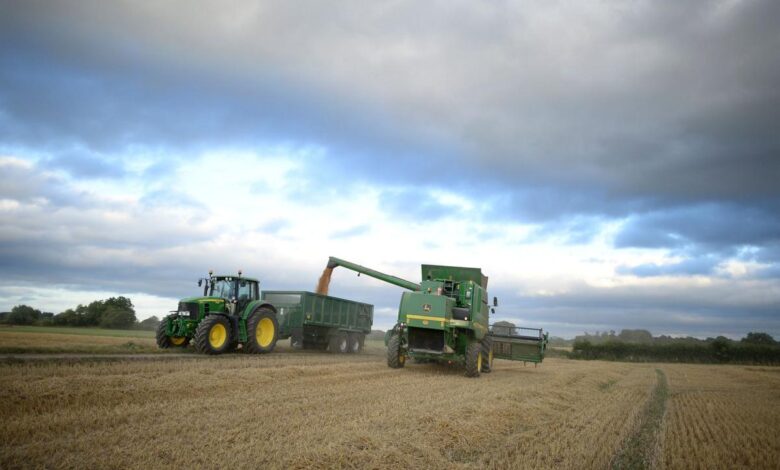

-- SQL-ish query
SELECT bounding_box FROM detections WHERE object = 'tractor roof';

[213,274,259,282]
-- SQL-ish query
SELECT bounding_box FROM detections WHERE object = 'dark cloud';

[614,203,780,257]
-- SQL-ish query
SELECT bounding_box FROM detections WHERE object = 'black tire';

[464,340,482,377]
[347,333,362,353]
[244,308,279,354]
[387,334,405,368]
[156,315,189,349]
[194,315,232,355]
[481,336,493,373]
[329,331,348,354]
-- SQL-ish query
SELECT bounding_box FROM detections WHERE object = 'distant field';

[0,325,154,338]
[0,325,158,354]
[0,329,777,469]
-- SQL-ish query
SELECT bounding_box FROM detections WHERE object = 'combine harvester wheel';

[464,341,482,377]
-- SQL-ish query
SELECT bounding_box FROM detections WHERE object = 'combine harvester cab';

[325,257,548,377]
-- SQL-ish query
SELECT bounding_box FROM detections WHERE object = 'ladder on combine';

[489,326,548,364]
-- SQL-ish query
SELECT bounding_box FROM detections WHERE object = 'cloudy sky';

[1,0,778,338]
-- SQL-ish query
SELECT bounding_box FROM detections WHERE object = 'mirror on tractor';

[198,279,202,287]
[491,308,495,314]
[493,296,498,307]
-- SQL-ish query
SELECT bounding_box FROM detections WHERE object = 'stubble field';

[0,329,778,469]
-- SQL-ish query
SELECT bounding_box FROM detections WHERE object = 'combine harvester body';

[326,257,548,377]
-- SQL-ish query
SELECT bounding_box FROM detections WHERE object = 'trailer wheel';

[387,334,405,368]
[329,331,348,353]
[347,333,362,353]
[481,336,493,373]
[464,340,482,377]
[244,308,279,354]
[194,315,231,355]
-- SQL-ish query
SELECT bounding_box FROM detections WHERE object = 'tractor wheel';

[329,331,348,354]
[464,340,482,377]
[244,308,279,354]
[481,336,494,373]
[194,315,232,355]
[347,333,363,353]
[387,334,405,369]
[156,315,189,349]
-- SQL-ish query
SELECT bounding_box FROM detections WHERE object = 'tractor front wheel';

[387,334,405,368]
[465,340,482,377]
[244,308,279,354]
[156,315,189,349]
[194,315,231,355]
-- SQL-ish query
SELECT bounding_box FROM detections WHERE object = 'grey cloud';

[3,0,778,213]
[616,257,723,278]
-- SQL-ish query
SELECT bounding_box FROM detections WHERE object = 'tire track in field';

[611,368,669,469]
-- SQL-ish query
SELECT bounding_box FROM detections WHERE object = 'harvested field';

[660,364,780,469]
[0,331,778,469]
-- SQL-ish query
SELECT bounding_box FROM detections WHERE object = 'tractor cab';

[204,273,260,314]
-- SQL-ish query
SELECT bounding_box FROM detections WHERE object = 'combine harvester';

[320,257,548,377]
[156,271,373,355]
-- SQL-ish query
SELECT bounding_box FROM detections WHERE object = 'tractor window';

[238,281,252,302]
[211,279,235,299]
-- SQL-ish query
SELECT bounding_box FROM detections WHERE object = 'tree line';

[0,298,161,330]
[569,329,779,364]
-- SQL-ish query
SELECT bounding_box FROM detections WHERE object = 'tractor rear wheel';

[329,331,348,354]
[481,336,494,373]
[387,334,405,368]
[464,340,482,377]
[244,308,279,354]
[156,315,189,349]
[194,315,231,355]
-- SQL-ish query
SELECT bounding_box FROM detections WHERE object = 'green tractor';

[326,257,548,377]
[156,270,279,355]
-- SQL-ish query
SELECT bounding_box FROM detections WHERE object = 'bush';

[570,338,780,364]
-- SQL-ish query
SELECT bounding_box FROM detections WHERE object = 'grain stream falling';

[315,266,334,295]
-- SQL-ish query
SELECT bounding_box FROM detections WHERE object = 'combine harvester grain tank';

[321,257,548,377]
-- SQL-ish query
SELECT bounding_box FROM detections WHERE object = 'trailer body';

[262,290,373,352]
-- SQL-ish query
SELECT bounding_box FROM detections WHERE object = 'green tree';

[741,332,776,345]
[138,315,160,331]
[99,306,137,329]
[7,305,41,325]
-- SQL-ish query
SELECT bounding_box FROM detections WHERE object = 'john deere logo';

[423,304,431,312]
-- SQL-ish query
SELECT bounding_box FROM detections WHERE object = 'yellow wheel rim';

[489,349,493,366]
[399,354,405,365]
[170,336,186,346]
[477,351,482,372]
[256,317,275,347]
[209,323,227,348]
